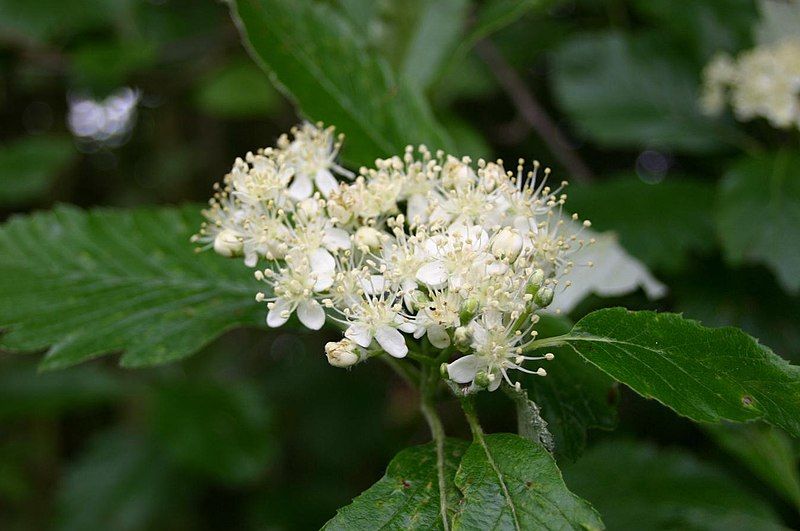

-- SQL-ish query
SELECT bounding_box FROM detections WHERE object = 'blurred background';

[1,0,798,529]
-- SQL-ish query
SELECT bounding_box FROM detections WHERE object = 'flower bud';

[354,226,382,249]
[474,371,493,388]
[453,326,471,349]
[326,197,353,225]
[491,227,523,261]
[213,229,243,257]
[406,289,430,312]
[534,286,554,308]
[459,297,479,324]
[296,197,321,221]
[525,269,545,296]
[442,157,476,189]
[480,162,504,191]
[324,338,360,368]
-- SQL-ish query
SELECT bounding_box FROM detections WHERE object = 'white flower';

[415,224,494,290]
[263,251,332,329]
[278,123,351,199]
[196,121,627,390]
[700,38,800,130]
[445,316,554,391]
[343,295,413,358]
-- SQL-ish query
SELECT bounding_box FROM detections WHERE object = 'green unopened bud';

[440,362,449,378]
[459,297,479,323]
[453,326,471,349]
[407,290,430,312]
[534,286,554,308]
[525,269,545,295]
[474,371,493,388]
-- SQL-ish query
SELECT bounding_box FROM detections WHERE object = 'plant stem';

[381,355,420,389]
[420,365,450,531]
[525,334,570,351]
[460,396,522,530]
[460,395,483,439]
[475,39,594,184]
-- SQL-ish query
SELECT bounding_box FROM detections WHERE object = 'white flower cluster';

[195,123,594,392]
[701,38,800,130]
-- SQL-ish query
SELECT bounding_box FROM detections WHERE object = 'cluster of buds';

[701,38,800,130]
[195,123,594,392]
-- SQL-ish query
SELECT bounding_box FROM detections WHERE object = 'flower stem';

[420,365,450,531]
[459,395,483,439]
[381,355,419,389]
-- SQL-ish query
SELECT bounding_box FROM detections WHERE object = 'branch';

[475,39,594,183]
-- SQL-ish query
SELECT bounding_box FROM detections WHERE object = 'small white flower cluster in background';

[194,123,594,392]
[701,38,800,130]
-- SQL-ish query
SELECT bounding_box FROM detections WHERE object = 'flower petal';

[345,323,372,348]
[310,248,336,274]
[313,271,334,292]
[447,355,479,383]
[266,298,293,328]
[427,325,451,349]
[375,325,408,358]
[322,227,351,251]
[314,168,339,197]
[416,261,448,287]
[297,299,325,330]
[407,194,429,225]
[360,274,386,295]
[287,174,313,200]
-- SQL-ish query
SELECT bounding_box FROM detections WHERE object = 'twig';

[475,39,594,183]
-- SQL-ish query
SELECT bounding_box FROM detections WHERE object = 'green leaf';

[0,135,77,206]
[453,433,604,530]
[563,439,784,530]
[631,0,756,62]
[717,151,800,294]
[0,205,263,370]
[152,379,275,484]
[466,0,544,45]
[70,40,156,94]
[194,60,282,119]
[551,31,737,153]
[522,345,618,460]
[375,0,468,90]
[704,422,800,510]
[324,439,468,530]
[547,308,800,437]
[230,0,453,166]
[0,0,114,45]
[516,315,618,460]
[567,176,716,272]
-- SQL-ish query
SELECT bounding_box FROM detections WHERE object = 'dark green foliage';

[0,205,263,369]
